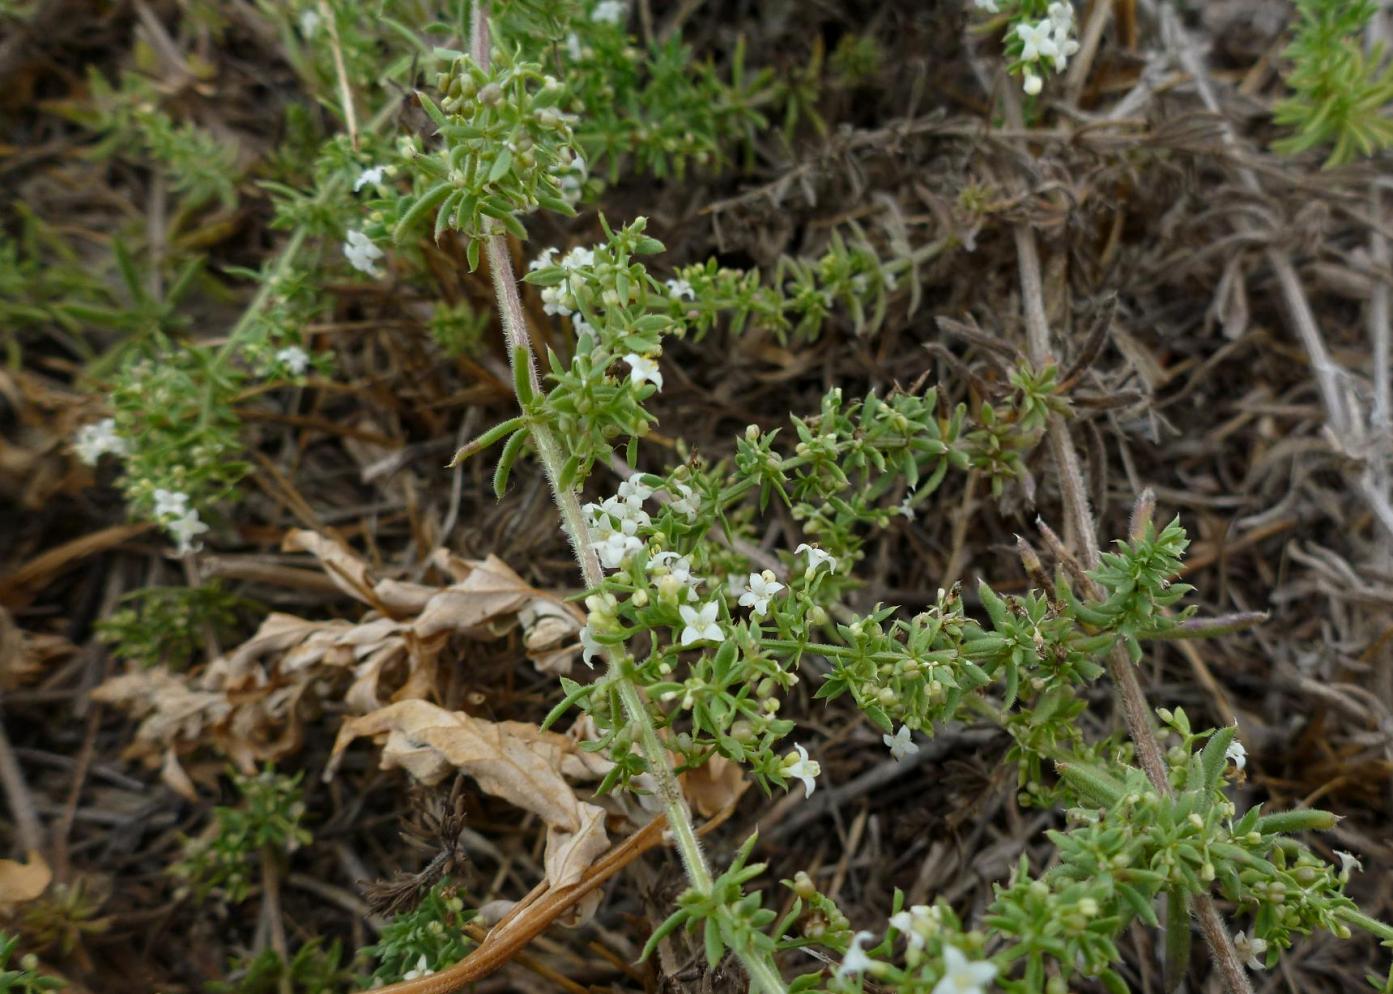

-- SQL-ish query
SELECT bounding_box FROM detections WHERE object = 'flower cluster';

[73,417,128,465]
[1013,2,1079,94]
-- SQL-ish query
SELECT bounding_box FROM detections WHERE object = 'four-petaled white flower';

[560,246,594,270]
[783,743,821,798]
[932,945,998,994]
[1048,1,1074,30]
[353,165,386,192]
[591,0,626,25]
[618,476,654,505]
[795,543,837,578]
[650,551,696,586]
[167,508,209,555]
[276,345,310,376]
[1051,32,1080,72]
[889,905,937,952]
[1335,850,1363,877]
[578,624,603,669]
[1225,737,1247,772]
[897,495,916,519]
[665,277,695,300]
[73,418,128,465]
[623,353,663,391]
[679,601,722,645]
[401,954,434,981]
[883,725,919,762]
[529,247,558,272]
[1016,19,1058,62]
[1233,930,1267,971]
[668,482,699,520]
[592,529,642,569]
[835,931,877,980]
[739,570,784,618]
[153,488,190,519]
[343,230,384,276]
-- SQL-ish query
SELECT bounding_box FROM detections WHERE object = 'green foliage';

[172,769,312,904]
[207,940,351,994]
[97,582,257,670]
[75,68,242,211]
[0,934,62,994]
[1274,0,1393,167]
[364,882,475,986]
[393,49,580,255]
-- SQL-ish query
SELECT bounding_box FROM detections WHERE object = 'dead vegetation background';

[2,0,1393,991]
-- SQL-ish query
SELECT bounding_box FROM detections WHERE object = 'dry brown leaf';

[682,754,751,818]
[327,700,610,891]
[281,530,378,606]
[0,850,50,913]
[94,534,586,771]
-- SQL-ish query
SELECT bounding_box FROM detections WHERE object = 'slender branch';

[319,0,360,146]
[468,6,780,990]
[1000,73,1255,994]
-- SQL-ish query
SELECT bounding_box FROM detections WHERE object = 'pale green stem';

[471,8,782,991]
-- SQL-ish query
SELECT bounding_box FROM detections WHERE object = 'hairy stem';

[1001,76,1255,994]
[470,6,781,990]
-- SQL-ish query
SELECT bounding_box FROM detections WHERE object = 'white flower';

[1051,33,1079,72]
[73,418,127,465]
[665,277,695,300]
[835,931,877,980]
[889,905,937,952]
[650,551,695,586]
[883,725,919,762]
[1016,19,1058,62]
[897,495,916,519]
[973,0,999,10]
[668,482,699,520]
[932,945,998,994]
[353,165,386,192]
[276,345,310,375]
[1047,1,1074,31]
[592,530,642,569]
[540,284,575,317]
[679,601,722,645]
[1225,736,1247,771]
[783,743,821,798]
[401,954,434,981]
[795,543,837,578]
[153,488,190,519]
[1335,850,1363,877]
[343,230,384,276]
[167,508,209,555]
[560,246,594,270]
[738,571,784,618]
[618,477,654,505]
[298,9,321,36]
[623,353,663,391]
[1232,930,1267,971]
[591,0,626,25]
[565,32,583,60]
[529,247,558,272]
[1023,72,1043,95]
[579,624,602,668]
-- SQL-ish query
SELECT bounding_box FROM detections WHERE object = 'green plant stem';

[471,6,783,991]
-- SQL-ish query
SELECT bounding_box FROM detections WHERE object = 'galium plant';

[172,769,311,904]
[350,4,1393,993]
[971,0,1081,96]
[0,934,61,994]
[1273,0,1393,167]
[53,0,1393,991]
